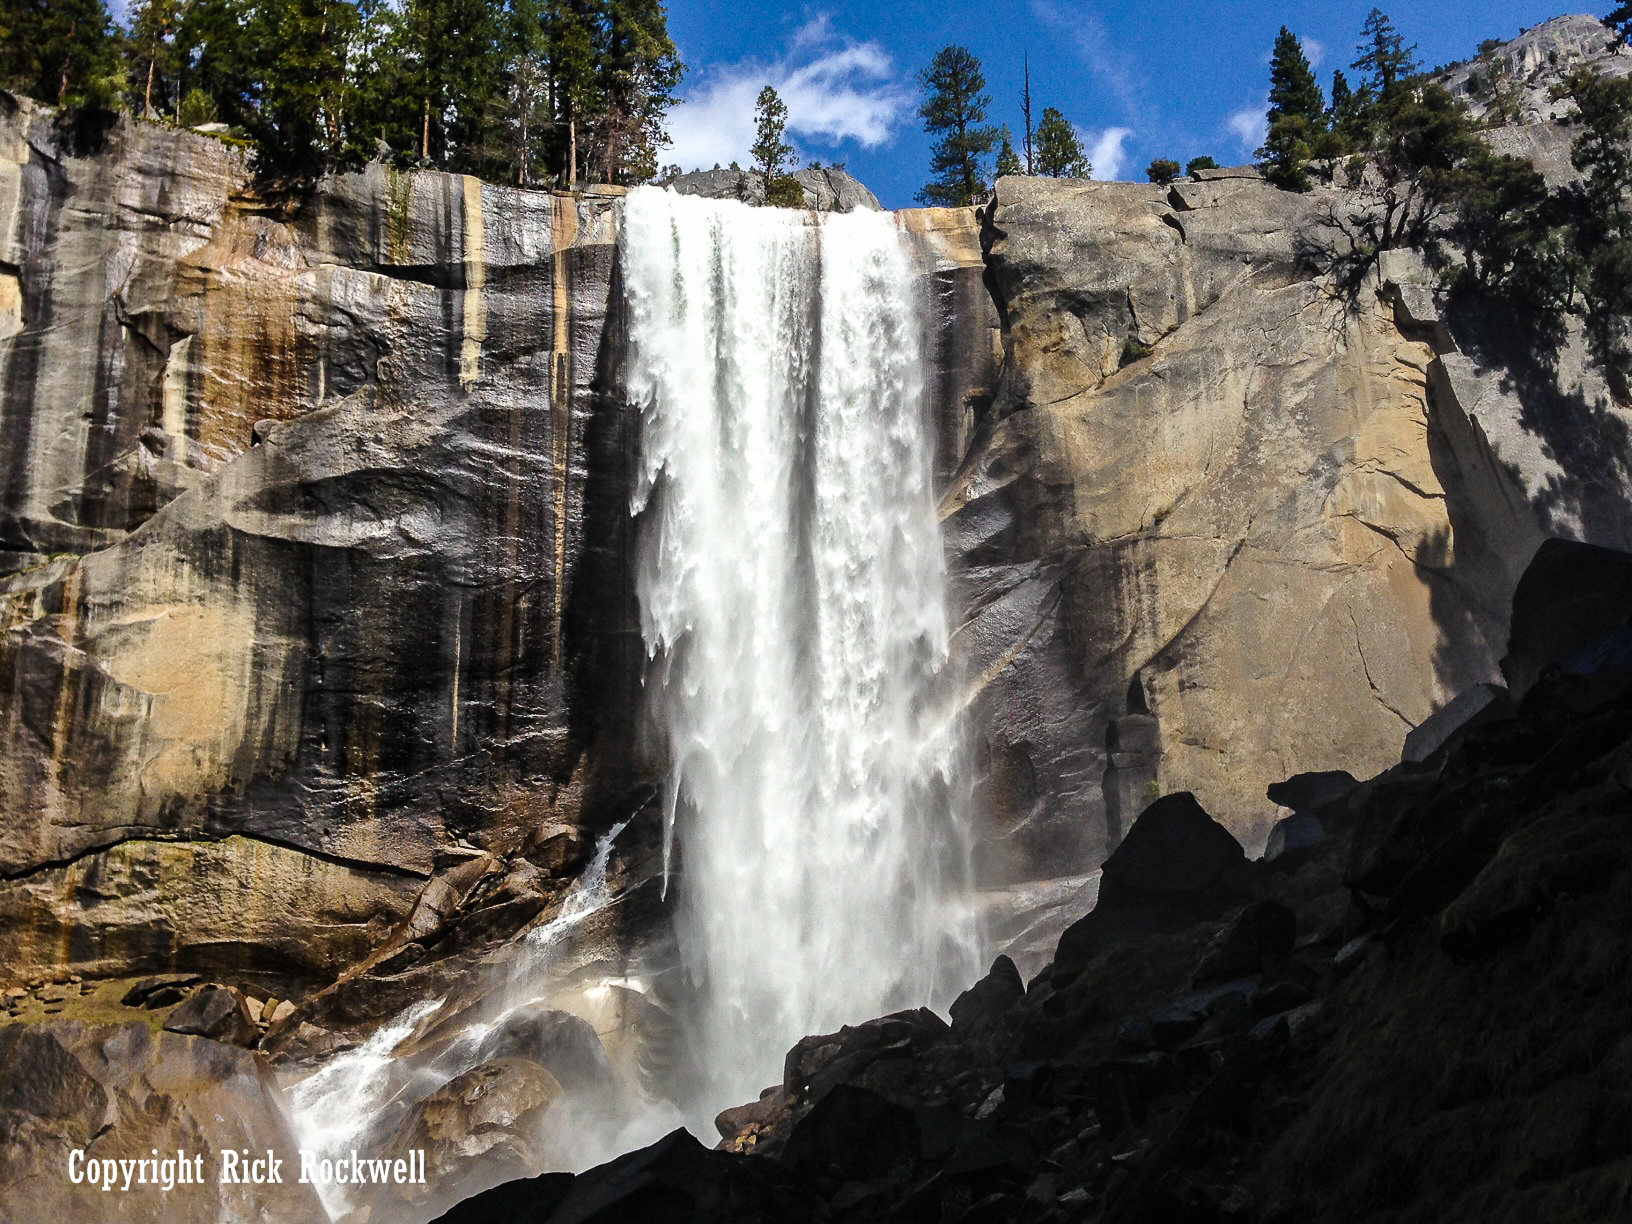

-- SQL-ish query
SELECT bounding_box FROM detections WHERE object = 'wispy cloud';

[1030,0,1146,119]
[664,18,910,173]
[1226,104,1267,156]
[1303,37,1326,69]
[1086,127,1134,181]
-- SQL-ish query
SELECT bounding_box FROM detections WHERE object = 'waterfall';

[621,187,980,1111]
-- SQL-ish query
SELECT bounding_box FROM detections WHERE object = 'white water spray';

[621,187,980,1110]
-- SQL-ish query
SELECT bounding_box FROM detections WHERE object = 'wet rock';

[472,1009,618,1097]
[0,1020,326,1221]
[162,984,258,1047]
[949,955,1025,1030]
[385,1058,563,1210]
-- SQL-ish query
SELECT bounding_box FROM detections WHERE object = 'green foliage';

[916,44,999,206]
[2,0,684,186]
[1268,26,1325,128]
[751,84,792,192]
[1185,155,1218,177]
[126,0,182,117]
[1607,5,1632,46]
[764,174,804,208]
[1120,336,1153,366]
[177,86,217,127]
[1035,107,1089,178]
[996,128,1023,178]
[1465,42,1525,127]
[1555,68,1632,316]
[0,0,123,113]
[1329,69,1374,148]
[1352,8,1419,101]
[1145,158,1180,185]
[1259,27,1328,192]
[1260,113,1314,191]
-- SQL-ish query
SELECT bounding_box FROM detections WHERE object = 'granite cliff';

[2,15,1631,1219]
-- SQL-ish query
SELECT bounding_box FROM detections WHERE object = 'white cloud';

[1086,127,1133,181]
[1227,106,1268,156]
[1303,37,1326,69]
[664,19,910,174]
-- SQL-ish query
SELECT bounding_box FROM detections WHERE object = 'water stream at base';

[622,186,981,1114]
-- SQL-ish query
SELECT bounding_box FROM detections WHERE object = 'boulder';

[517,1126,821,1224]
[779,1083,920,1185]
[430,1170,575,1224]
[0,1020,326,1221]
[120,974,203,1008]
[162,984,258,1046]
[1101,793,1247,896]
[1502,539,1632,700]
[1263,813,1326,863]
[949,955,1026,1030]
[1051,794,1249,980]
[1265,771,1359,814]
[1401,683,1513,763]
[384,1058,564,1211]
[1192,901,1297,985]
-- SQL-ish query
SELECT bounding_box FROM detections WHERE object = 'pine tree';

[126,0,183,117]
[752,84,801,206]
[593,0,682,185]
[1267,27,1324,128]
[1035,107,1089,177]
[1328,69,1373,147]
[916,45,999,206]
[996,128,1023,178]
[1353,8,1419,101]
[394,0,503,170]
[1185,155,1218,177]
[1146,158,1180,184]
[1606,5,1632,46]
[1259,28,1326,192]
[253,0,362,175]
[545,0,602,186]
[0,0,122,111]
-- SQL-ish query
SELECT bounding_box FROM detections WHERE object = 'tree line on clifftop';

[0,0,681,186]
[1254,6,1632,396]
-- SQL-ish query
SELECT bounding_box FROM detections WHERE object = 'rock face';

[0,1019,327,1221]
[665,164,882,211]
[951,157,1632,873]
[0,95,642,988]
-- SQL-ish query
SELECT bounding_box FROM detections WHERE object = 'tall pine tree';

[1035,107,1089,177]
[592,0,682,185]
[1353,8,1419,102]
[1258,27,1325,191]
[916,45,998,206]
[0,0,122,111]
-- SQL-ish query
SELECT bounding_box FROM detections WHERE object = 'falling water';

[621,186,980,1111]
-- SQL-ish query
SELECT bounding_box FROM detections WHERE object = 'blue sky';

[662,1,1593,207]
